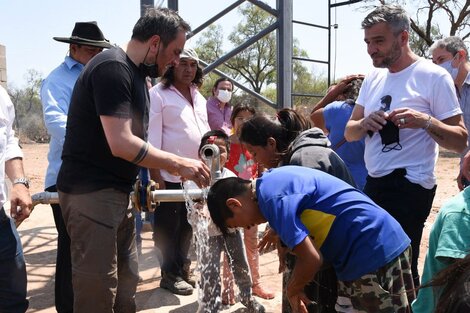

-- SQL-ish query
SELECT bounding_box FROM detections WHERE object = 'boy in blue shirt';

[208,165,415,313]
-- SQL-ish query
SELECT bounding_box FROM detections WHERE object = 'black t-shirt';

[57,47,149,194]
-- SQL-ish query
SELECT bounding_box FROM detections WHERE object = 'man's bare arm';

[100,115,210,187]
[5,157,32,222]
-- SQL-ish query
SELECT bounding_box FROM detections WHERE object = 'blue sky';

[0,0,375,88]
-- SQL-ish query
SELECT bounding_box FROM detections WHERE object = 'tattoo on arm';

[131,142,149,164]
[429,128,444,141]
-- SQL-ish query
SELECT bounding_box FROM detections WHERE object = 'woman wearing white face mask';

[430,36,470,191]
[206,78,234,135]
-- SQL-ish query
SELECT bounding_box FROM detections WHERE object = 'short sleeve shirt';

[256,166,410,281]
[57,47,149,193]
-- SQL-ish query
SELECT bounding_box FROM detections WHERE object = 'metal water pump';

[24,141,223,223]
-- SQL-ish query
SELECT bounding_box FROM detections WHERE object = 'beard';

[372,39,402,68]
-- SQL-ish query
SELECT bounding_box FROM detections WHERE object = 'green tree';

[195,3,325,112]
[225,4,277,94]
[409,25,442,57]
[8,69,49,142]
[361,0,470,54]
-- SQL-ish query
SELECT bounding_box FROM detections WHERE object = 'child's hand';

[258,227,278,253]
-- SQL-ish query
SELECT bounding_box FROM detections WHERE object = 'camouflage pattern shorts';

[337,246,416,313]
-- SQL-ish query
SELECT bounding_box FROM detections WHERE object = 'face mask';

[139,63,159,78]
[439,57,459,80]
[379,120,402,152]
[216,89,232,103]
[139,43,160,78]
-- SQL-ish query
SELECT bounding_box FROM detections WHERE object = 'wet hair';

[207,176,251,235]
[420,253,470,313]
[160,63,204,88]
[198,129,230,156]
[212,78,234,95]
[230,102,257,125]
[132,7,191,45]
[361,4,410,35]
[429,36,470,61]
[239,108,310,155]
[342,77,364,101]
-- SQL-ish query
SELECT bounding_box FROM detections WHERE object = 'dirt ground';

[15,143,461,313]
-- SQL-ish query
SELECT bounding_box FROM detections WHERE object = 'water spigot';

[199,143,222,183]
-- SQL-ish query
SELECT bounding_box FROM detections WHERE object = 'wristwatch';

[13,177,30,189]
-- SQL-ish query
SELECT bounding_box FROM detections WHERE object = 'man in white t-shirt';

[345,4,467,288]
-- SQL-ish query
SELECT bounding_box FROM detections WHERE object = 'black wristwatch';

[13,177,30,189]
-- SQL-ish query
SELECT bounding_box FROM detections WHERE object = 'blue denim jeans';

[0,207,28,313]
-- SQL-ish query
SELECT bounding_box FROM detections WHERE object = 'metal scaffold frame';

[140,0,362,109]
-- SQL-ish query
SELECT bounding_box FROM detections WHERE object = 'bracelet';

[423,114,432,130]
[13,177,30,189]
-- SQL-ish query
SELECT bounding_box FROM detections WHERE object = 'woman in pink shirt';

[206,78,233,135]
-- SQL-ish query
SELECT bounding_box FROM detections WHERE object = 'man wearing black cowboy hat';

[40,21,111,313]
[56,8,210,313]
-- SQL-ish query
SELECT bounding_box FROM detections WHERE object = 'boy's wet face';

[226,188,265,229]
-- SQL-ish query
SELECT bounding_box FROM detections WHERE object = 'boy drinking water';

[207,165,415,313]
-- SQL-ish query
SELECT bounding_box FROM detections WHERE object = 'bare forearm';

[5,157,26,181]
[287,237,322,298]
[425,117,467,153]
[288,254,320,296]
[6,157,32,221]
[101,115,210,187]
[311,96,333,113]
[109,135,182,175]
[345,119,367,142]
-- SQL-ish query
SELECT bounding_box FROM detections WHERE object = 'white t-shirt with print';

[357,58,462,189]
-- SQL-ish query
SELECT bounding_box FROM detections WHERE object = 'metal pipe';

[200,144,222,182]
[31,191,59,206]
[15,191,59,228]
[150,188,206,203]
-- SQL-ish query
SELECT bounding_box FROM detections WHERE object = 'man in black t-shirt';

[56,8,210,313]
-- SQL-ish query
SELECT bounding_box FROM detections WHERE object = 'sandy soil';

[16,143,461,313]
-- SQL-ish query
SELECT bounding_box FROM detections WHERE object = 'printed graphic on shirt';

[234,153,256,180]
[376,95,402,152]
[300,209,336,248]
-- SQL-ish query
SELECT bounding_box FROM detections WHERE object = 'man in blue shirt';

[40,21,111,313]
[208,166,415,313]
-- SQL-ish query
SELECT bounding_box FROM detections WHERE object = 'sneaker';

[160,272,193,295]
[241,296,266,313]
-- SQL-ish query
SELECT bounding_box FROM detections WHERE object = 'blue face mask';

[439,57,459,80]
